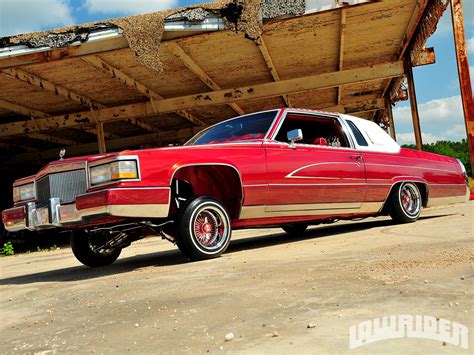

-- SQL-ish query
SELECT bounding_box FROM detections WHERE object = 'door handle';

[349,155,363,161]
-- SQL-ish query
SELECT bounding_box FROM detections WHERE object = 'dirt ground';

[1,202,473,354]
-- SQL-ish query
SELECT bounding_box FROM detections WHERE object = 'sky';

[0,0,473,145]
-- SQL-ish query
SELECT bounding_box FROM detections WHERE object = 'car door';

[264,112,367,214]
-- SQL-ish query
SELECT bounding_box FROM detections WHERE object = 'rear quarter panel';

[363,148,466,203]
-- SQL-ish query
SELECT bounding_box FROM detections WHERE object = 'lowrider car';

[2,109,469,267]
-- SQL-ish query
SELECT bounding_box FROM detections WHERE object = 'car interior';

[275,114,350,148]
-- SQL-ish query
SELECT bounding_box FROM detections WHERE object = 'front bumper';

[2,188,170,232]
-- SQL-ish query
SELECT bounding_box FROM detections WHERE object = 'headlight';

[90,160,139,186]
[13,183,35,202]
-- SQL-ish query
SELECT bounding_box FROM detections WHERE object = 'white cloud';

[84,0,179,15]
[437,1,474,35]
[0,0,75,36]
[393,96,466,144]
[445,123,467,138]
[467,37,474,54]
[393,96,463,125]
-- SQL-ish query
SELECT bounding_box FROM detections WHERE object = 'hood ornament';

[59,149,66,160]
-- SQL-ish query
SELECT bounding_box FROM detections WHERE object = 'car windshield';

[186,111,278,145]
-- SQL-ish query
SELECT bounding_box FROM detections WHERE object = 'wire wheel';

[388,182,422,224]
[400,183,421,217]
[191,205,229,252]
[70,230,122,267]
[176,196,232,260]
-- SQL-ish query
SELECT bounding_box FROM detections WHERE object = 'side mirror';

[287,129,303,148]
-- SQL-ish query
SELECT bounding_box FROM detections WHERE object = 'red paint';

[3,109,469,231]
[76,188,169,210]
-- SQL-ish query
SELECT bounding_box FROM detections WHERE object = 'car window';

[274,113,350,148]
[346,120,369,146]
[186,111,278,145]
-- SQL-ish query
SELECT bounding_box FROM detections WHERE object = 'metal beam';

[0,97,118,140]
[385,98,396,141]
[0,99,82,145]
[405,60,422,150]
[81,55,206,127]
[0,98,49,119]
[0,32,128,70]
[323,98,385,114]
[380,0,450,97]
[165,42,245,116]
[2,99,386,165]
[5,127,203,166]
[83,127,120,139]
[27,133,80,146]
[1,68,128,146]
[0,61,405,137]
[451,0,474,173]
[410,47,436,67]
[2,68,104,110]
[256,36,291,107]
[3,61,160,134]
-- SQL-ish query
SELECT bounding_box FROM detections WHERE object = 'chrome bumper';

[3,198,169,232]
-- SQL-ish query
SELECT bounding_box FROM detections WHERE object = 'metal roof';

[0,0,444,167]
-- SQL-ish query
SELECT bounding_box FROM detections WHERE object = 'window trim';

[184,109,282,146]
[269,110,355,150]
[346,120,369,147]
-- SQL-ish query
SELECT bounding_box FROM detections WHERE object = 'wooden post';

[90,107,106,154]
[96,122,106,154]
[405,60,423,150]
[385,98,396,141]
[451,0,474,174]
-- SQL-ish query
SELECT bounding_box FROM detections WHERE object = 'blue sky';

[0,0,472,145]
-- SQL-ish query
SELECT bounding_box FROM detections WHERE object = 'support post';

[385,98,396,141]
[90,107,106,153]
[451,0,474,174]
[405,60,423,150]
[96,122,106,154]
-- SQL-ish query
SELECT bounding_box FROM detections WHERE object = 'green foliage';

[1,242,14,256]
[402,139,472,177]
[35,244,59,253]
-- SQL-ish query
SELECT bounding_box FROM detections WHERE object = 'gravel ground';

[1,202,473,354]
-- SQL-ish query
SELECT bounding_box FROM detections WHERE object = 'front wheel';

[388,182,422,223]
[70,230,122,267]
[176,196,232,261]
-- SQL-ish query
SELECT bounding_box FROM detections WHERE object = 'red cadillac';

[2,109,469,267]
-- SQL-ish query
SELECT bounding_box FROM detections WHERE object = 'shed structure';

[0,0,471,182]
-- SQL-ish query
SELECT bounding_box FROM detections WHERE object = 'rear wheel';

[70,230,122,267]
[176,196,232,261]
[388,182,422,223]
[282,223,308,236]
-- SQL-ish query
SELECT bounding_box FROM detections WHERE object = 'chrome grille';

[36,169,87,207]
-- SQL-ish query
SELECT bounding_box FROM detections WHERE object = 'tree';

[402,139,471,176]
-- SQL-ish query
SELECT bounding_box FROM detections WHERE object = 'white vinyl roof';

[342,114,401,154]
